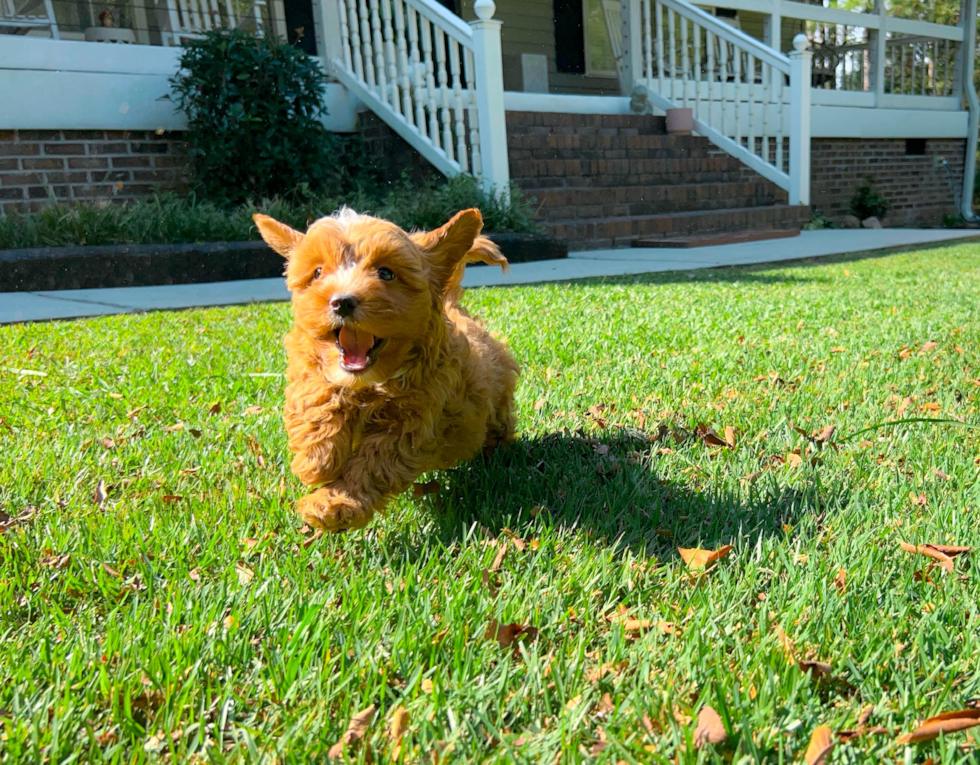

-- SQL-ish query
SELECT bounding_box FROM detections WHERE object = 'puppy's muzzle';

[330,294,359,318]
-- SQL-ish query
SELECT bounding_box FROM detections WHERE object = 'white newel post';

[319,0,345,65]
[788,33,812,207]
[470,0,510,198]
[620,0,643,96]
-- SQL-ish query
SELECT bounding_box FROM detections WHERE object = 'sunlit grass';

[1,244,979,763]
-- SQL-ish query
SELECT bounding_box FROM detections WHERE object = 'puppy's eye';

[377,267,395,282]
[313,267,322,280]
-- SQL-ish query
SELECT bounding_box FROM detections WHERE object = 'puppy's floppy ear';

[412,208,484,293]
[253,214,304,258]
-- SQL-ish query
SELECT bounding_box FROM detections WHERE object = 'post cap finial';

[473,0,496,20]
[792,33,809,51]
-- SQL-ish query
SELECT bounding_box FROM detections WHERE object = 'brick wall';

[0,130,186,216]
[357,112,439,186]
[811,138,966,226]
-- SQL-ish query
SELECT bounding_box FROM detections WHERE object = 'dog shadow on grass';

[407,428,844,560]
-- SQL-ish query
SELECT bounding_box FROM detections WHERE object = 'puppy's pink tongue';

[338,326,375,370]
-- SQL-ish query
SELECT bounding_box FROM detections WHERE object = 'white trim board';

[811,106,968,139]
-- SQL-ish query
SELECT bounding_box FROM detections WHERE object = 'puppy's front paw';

[297,487,374,533]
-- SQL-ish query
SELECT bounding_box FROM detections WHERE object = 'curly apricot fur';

[254,208,519,532]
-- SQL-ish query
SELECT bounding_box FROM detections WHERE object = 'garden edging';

[0,233,567,292]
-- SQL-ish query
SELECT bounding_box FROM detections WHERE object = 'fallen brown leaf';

[695,424,730,448]
[724,426,736,448]
[485,619,538,649]
[920,341,938,353]
[235,562,254,585]
[328,704,377,759]
[95,479,107,509]
[895,709,980,744]
[208,402,222,415]
[490,541,509,572]
[833,568,847,595]
[804,725,835,765]
[243,406,264,415]
[899,542,957,573]
[678,544,733,569]
[693,705,727,748]
[909,492,929,508]
[388,705,409,759]
[40,554,71,569]
[786,452,804,469]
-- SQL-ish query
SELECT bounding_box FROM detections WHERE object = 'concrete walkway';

[2,228,978,325]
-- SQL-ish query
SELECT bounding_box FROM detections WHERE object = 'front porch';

[1,0,977,231]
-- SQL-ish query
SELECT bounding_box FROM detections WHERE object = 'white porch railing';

[625,0,812,205]
[320,0,509,193]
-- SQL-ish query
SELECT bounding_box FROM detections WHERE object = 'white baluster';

[348,0,365,81]
[719,40,728,137]
[733,41,742,146]
[680,15,689,108]
[407,7,427,138]
[338,0,353,71]
[369,0,387,101]
[706,30,715,127]
[380,0,400,114]
[775,66,784,174]
[692,22,701,121]
[667,8,675,101]
[392,0,413,121]
[655,1,664,95]
[436,28,454,161]
[464,47,482,178]
[761,61,770,169]
[420,17,441,149]
[643,0,653,82]
[358,0,376,88]
[450,40,468,172]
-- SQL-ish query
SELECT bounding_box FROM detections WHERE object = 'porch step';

[632,228,801,248]
[545,205,811,251]
[532,181,780,220]
[506,111,805,250]
[506,112,667,135]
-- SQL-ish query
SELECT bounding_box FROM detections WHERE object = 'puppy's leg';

[285,391,353,487]
[297,433,425,532]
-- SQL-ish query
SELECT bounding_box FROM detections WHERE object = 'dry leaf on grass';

[485,619,539,649]
[243,406,264,415]
[833,568,847,595]
[490,541,509,572]
[693,705,727,748]
[40,554,71,569]
[412,479,440,499]
[678,545,733,570]
[388,705,409,759]
[899,542,969,573]
[804,725,835,765]
[695,424,731,449]
[94,480,107,509]
[235,562,254,585]
[895,709,980,744]
[328,704,377,759]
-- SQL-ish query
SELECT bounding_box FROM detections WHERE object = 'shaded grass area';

[2,244,980,763]
[0,176,538,250]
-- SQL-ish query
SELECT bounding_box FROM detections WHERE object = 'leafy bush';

[850,176,889,221]
[0,179,539,250]
[802,209,834,230]
[168,30,372,205]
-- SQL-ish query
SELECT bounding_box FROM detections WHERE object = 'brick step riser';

[532,182,780,208]
[505,113,667,132]
[514,171,786,193]
[537,196,781,221]
[506,135,709,152]
[546,207,810,250]
[509,150,744,165]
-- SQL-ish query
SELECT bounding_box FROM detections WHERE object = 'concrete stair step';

[632,228,801,248]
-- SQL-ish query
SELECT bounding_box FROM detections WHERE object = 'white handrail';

[632,0,810,203]
[656,0,789,72]
[323,0,509,193]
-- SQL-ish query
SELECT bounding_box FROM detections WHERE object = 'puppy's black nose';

[330,294,359,317]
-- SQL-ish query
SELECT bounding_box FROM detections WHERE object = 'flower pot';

[666,108,693,135]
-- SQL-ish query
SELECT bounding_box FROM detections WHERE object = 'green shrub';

[0,180,538,250]
[850,176,889,221]
[167,30,372,205]
[802,209,834,230]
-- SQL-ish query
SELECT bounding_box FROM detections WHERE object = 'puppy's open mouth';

[335,326,387,373]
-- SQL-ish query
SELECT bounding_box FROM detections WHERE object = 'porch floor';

[2,229,978,325]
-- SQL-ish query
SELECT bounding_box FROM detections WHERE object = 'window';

[584,0,619,77]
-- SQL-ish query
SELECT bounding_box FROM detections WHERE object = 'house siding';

[459,0,620,94]
[0,130,186,215]
[810,138,966,226]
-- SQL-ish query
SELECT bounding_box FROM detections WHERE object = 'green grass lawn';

[2,244,980,763]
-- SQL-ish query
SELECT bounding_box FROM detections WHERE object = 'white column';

[767,0,781,53]
[319,0,346,64]
[871,0,887,105]
[959,0,979,219]
[788,33,811,207]
[620,0,643,95]
[470,0,510,197]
